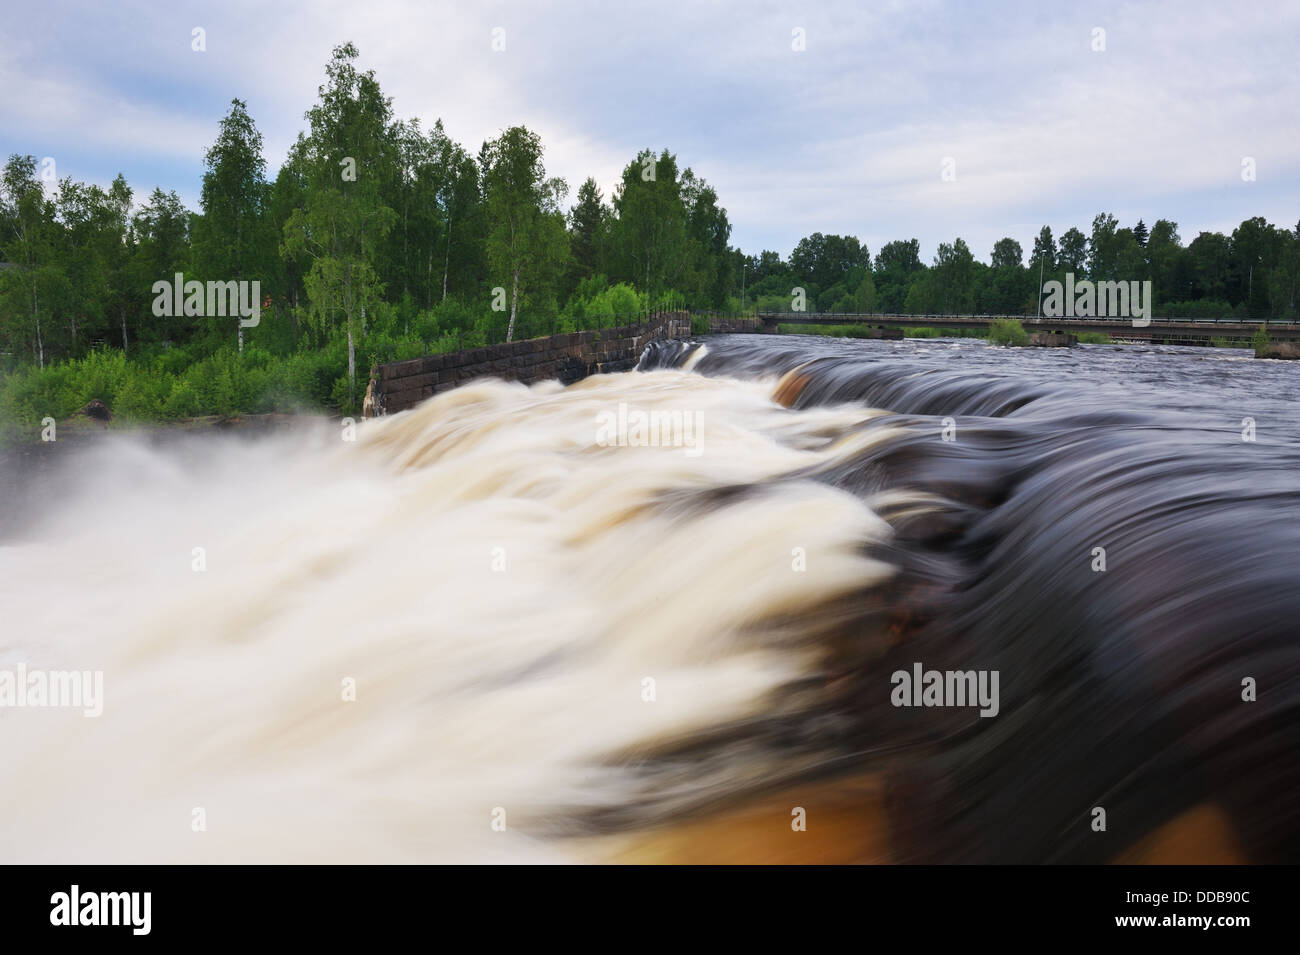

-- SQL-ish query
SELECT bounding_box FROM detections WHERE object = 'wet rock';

[556,355,589,385]
[1259,343,1300,360]
[1029,332,1077,347]
[75,399,112,425]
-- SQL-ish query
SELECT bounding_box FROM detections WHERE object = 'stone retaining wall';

[367,311,692,416]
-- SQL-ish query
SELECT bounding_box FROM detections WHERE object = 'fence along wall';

[366,311,693,417]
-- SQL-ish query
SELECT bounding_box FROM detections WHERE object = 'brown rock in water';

[556,355,589,385]
[75,399,112,425]
[1029,332,1077,347]
[773,371,812,408]
[1260,343,1300,360]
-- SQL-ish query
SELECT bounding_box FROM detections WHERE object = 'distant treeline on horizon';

[2,42,1297,424]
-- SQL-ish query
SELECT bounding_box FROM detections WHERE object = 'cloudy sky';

[3,0,1297,263]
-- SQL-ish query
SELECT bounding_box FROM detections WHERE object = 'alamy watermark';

[0,663,103,717]
[891,662,999,717]
[50,886,150,935]
[1042,273,1151,327]
[152,272,260,328]
[595,402,703,457]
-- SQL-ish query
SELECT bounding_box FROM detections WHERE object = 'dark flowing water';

[637,334,1300,862]
[2,334,1297,863]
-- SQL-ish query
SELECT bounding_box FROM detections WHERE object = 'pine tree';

[1030,226,1056,272]
[194,99,273,351]
[568,177,608,286]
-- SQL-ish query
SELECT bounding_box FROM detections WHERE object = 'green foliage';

[753,293,793,313]
[776,323,871,338]
[990,237,1023,269]
[0,349,138,437]
[481,125,570,341]
[585,282,643,325]
[112,372,167,420]
[330,374,356,416]
[988,318,1029,346]
[192,99,274,347]
[559,278,650,330]
[7,40,1300,433]
[0,363,80,435]
[414,297,474,343]
[567,177,608,293]
[1155,299,1240,319]
[1076,332,1113,344]
[0,335,358,441]
[1252,324,1270,357]
[604,149,731,308]
[853,271,879,312]
[790,234,871,290]
[161,378,202,417]
[1209,337,1244,349]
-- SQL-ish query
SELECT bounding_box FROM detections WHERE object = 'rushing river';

[1,334,1297,863]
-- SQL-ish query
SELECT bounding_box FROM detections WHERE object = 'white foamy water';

[0,369,902,862]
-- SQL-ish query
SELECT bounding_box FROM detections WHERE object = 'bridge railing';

[748,311,1295,326]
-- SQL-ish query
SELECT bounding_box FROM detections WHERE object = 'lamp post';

[1036,253,1045,320]
[742,260,747,313]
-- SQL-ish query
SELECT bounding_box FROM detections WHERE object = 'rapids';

[1,334,1296,863]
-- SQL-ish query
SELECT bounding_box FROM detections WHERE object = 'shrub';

[1252,324,1270,357]
[1210,337,1249,350]
[162,378,203,417]
[112,373,169,420]
[155,344,199,376]
[988,318,1029,346]
[330,374,358,417]
[564,281,646,330]
[753,293,793,313]
[73,349,131,407]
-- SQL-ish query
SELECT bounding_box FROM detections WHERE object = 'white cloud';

[1,0,1296,260]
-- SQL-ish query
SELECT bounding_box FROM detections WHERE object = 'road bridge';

[755,313,1300,344]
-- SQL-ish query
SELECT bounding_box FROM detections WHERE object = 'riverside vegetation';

[3,42,1298,440]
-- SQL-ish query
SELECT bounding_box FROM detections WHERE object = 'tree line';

[741,215,1300,321]
[0,43,733,413]
[2,41,1296,425]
